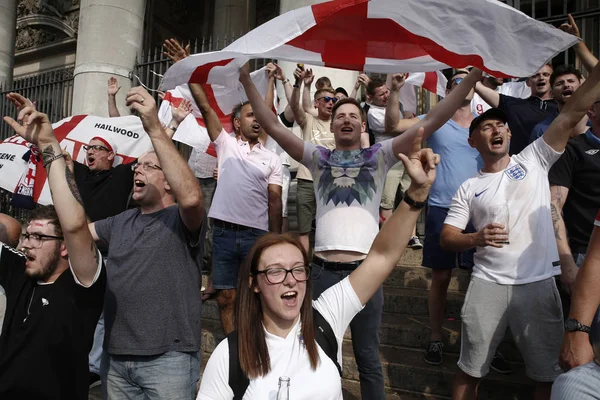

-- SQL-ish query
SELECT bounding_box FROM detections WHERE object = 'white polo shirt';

[209,130,283,231]
[445,138,563,285]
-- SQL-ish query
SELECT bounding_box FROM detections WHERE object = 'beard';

[25,243,61,281]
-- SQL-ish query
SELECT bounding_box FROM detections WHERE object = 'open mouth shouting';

[134,179,146,190]
[562,88,573,97]
[251,122,260,133]
[491,136,504,149]
[87,155,96,167]
[281,290,298,308]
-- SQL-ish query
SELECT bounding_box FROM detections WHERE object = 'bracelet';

[167,124,178,132]
[282,78,290,85]
[293,83,300,88]
[43,153,65,169]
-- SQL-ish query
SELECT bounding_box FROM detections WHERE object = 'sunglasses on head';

[318,96,338,104]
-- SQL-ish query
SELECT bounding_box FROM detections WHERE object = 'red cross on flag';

[161,0,578,90]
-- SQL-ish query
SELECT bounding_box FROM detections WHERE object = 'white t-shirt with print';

[197,277,363,400]
[445,138,563,284]
[301,139,398,254]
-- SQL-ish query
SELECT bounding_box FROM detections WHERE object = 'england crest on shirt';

[585,149,599,155]
[505,164,527,181]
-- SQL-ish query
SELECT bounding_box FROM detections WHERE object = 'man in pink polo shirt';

[189,83,283,335]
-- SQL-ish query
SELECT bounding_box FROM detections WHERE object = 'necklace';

[23,286,36,323]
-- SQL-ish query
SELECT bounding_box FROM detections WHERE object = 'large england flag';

[161,0,578,90]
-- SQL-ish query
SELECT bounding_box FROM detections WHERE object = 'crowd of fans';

[0,14,599,400]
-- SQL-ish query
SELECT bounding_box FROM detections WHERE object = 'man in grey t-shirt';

[89,87,206,399]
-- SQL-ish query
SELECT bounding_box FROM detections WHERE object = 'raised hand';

[398,127,438,198]
[108,77,121,96]
[354,73,371,90]
[6,92,36,112]
[303,68,315,86]
[389,73,407,91]
[273,63,286,81]
[125,87,161,134]
[172,98,192,123]
[266,62,277,79]
[163,38,190,63]
[559,14,580,38]
[3,105,55,146]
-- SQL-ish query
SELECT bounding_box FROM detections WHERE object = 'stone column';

[0,0,17,87]
[213,0,255,43]
[72,0,146,116]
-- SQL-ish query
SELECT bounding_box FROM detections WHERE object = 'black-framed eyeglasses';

[131,161,163,171]
[253,265,311,284]
[83,145,110,152]
[317,96,338,104]
[20,232,64,248]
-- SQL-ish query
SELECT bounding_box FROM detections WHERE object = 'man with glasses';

[240,63,482,400]
[87,87,206,399]
[290,67,337,253]
[0,100,105,399]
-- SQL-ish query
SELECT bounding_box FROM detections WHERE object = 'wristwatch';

[564,318,591,334]
[403,191,427,209]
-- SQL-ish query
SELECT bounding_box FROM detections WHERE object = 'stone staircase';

[199,248,537,399]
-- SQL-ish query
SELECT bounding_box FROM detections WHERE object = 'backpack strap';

[313,307,342,376]
[227,331,249,400]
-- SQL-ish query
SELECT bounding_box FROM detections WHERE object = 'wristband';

[167,124,178,132]
[282,78,290,85]
[43,153,65,169]
[403,191,427,209]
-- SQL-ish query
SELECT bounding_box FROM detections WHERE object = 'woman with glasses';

[198,130,438,399]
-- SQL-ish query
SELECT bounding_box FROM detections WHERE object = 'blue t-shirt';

[530,116,592,143]
[418,115,483,208]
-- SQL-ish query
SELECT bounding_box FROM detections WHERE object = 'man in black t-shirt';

[0,96,105,400]
[475,64,558,155]
[549,99,600,300]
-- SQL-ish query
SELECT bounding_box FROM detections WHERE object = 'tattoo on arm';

[550,203,562,240]
[42,145,56,173]
[90,239,100,268]
[65,164,84,206]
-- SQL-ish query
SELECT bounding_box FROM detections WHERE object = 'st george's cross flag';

[160,0,578,91]
[0,115,152,206]
[400,71,448,115]
[157,66,271,155]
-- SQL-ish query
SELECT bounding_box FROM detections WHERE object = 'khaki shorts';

[380,162,411,210]
[296,179,316,234]
[458,276,564,382]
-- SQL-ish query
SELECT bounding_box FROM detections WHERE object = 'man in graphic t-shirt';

[441,58,600,399]
[241,64,482,400]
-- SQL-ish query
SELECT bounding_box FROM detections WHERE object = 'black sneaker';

[408,236,423,249]
[490,350,512,374]
[424,341,443,365]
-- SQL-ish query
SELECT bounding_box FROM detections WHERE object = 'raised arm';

[290,67,308,128]
[559,225,600,371]
[350,73,370,100]
[268,184,282,233]
[107,77,121,117]
[474,81,500,108]
[385,73,419,134]
[274,64,294,104]
[302,69,318,117]
[189,83,223,142]
[543,60,600,152]
[349,129,438,305]
[164,98,192,139]
[550,185,578,295]
[163,38,190,63]
[4,94,99,286]
[265,63,277,113]
[560,14,599,73]
[391,68,483,157]
[126,87,204,233]
[239,64,305,162]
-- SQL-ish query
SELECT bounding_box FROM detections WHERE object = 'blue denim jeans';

[311,264,385,400]
[100,351,200,400]
[212,225,267,290]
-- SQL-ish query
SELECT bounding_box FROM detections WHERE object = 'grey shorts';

[458,276,564,382]
[296,179,316,234]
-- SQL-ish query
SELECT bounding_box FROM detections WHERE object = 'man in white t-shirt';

[189,83,283,336]
[441,58,600,400]
[241,64,483,400]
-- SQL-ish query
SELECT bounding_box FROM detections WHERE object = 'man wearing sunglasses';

[0,99,105,399]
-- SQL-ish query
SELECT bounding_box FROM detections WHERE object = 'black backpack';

[227,307,341,399]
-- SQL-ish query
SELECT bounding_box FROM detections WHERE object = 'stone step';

[382,287,464,318]
[342,379,450,400]
[385,265,470,292]
[342,343,533,399]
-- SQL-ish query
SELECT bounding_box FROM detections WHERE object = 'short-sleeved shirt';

[549,131,600,254]
[197,276,363,400]
[209,129,283,231]
[94,205,206,356]
[301,140,398,254]
[188,148,218,179]
[367,104,393,143]
[73,161,134,222]
[445,138,563,284]
[498,95,558,155]
[417,115,484,208]
[0,243,105,399]
[297,113,335,181]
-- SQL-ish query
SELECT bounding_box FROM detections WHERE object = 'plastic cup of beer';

[489,203,510,244]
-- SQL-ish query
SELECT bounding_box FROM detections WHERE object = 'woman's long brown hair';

[235,233,319,378]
